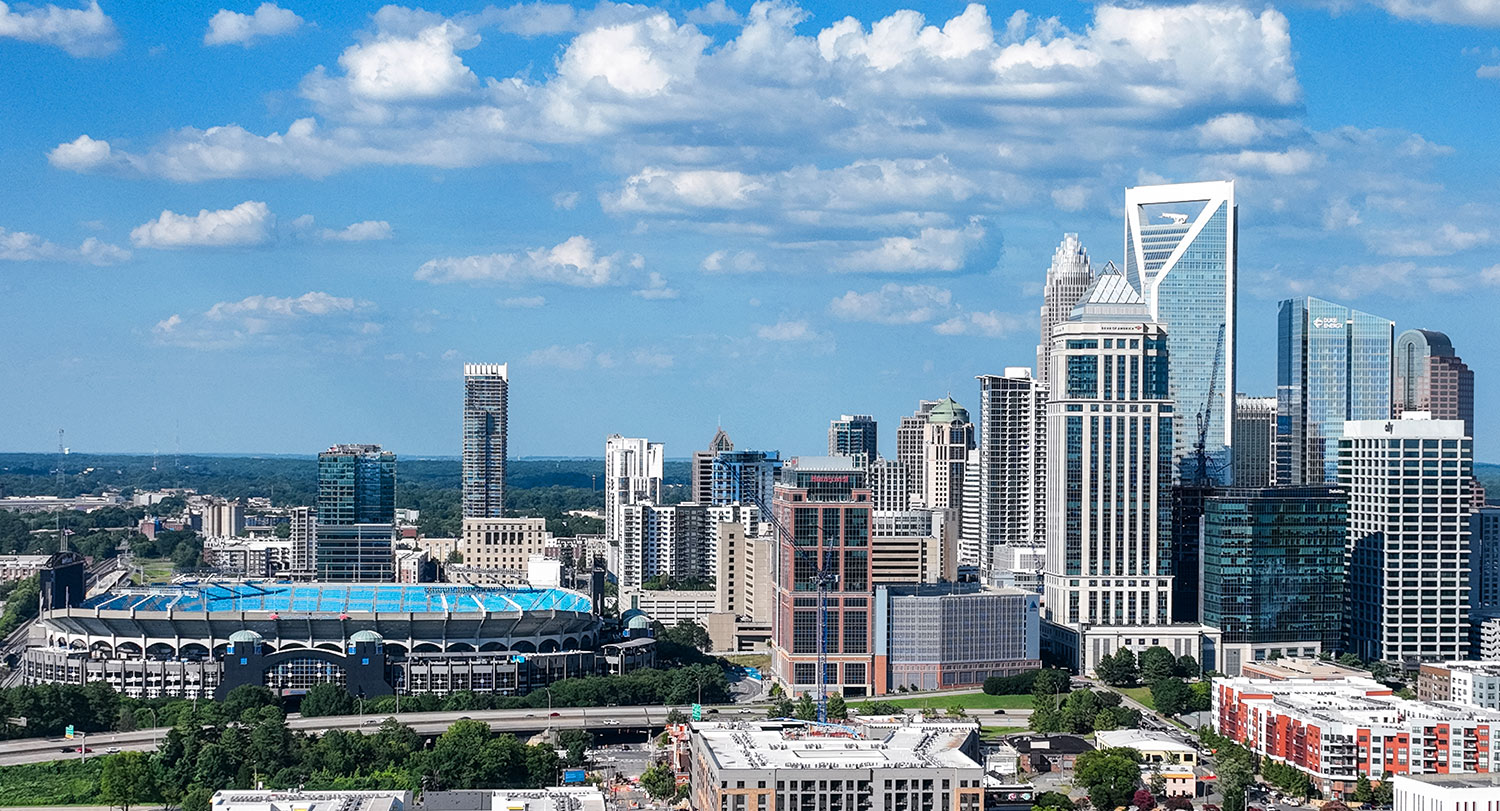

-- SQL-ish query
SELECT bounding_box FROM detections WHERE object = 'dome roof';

[926,396,970,424]
[349,630,384,643]
[625,613,652,630]
[228,629,263,643]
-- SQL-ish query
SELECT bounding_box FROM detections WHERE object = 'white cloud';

[0,226,129,265]
[416,235,617,286]
[552,191,580,210]
[525,343,600,370]
[493,2,577,36]
[1363,0,1500,25]
[633,271,679,299]
[685,0,741,26]
[154,291,375,349]
[1373,223,1491,257]
[606,167,765,213]
[0,0,119,57]
[204,3,303,47]
[47,134,118,172]
[318,218,393,242]
[130,201,274,248]
[631,348,675,369]
[1284,261,1471,299]
[1050,185,1089,212]
[837,218,985,273]
[829,283,953,324]
[702,249,765,273]
[338,21,477,100]
[499,295,546,308]
[1479,64,1500,79]
[933,310,1025,338]
[1481,264,1500,286]
[756,319,818,341]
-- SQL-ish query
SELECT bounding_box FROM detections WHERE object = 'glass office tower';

[316,444,397,582]
[462,362,508,519]
[1124,181,1236,484]
[1276,297,1394,485]
[1200,486,1347,674]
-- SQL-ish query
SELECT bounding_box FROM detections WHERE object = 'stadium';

[21,581,607,700]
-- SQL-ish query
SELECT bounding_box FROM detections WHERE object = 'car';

[604,719,621,725]
[992,709,1008,715]
[550,712,561,717]
[60,746,74,753]
[105,747,121,754]
[362,718,382,725]
[457,716,471,721]
[525,713,536,717]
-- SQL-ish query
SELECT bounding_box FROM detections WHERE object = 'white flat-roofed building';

[421,788,606,811]
[458,517,551,581]
[686,721,987,811]
[0,554,50,582]
[1419,661,1500,709]
[1393,773,1500,811]
[208,790,410,811]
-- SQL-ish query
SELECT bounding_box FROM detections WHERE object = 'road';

[0,703,770,766]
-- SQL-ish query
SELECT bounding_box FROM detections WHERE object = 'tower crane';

[1193,324,1226,486]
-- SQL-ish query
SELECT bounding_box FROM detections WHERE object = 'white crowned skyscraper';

[1036,234,1093,391]
[1124,181,1236,483]
[975,368,1047,589]
[604,435,663,543]
[462,363,508,518]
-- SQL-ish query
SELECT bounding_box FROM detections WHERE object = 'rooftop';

[210,790,409,811]
[1240,657,1372,681]
[78,581,592,615]
[421,788,605,811]
[1094,729,1197,755]
[692,721,981,772]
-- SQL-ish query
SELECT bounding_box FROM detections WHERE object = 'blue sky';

[2,0,1498,461]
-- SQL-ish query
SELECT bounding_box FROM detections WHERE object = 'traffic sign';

[691,704,702,722]
[65,725,75,739]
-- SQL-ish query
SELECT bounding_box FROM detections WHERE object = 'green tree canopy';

[1074,747,1143,809]
[101,751,157,811]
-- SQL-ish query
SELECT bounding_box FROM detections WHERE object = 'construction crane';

[711,455,839,723]
[1192,324,1226,486]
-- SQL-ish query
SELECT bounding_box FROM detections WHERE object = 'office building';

[1343,414,1473,664]
[456,517,551,580]
[920,398,974,565]
[604,434,663,543]
[1199,486,1348,675]
[710,507,775,651]
[691,427,733,505]
[686,721,988,811]
[1232,394,1276,487]
[1419,661,1500,710]
[769,456,875,697]
[461,363,508,519]
[867,457,911,511]
[1474,508,1500,610]
[828,414,878,463]
[897,400,940,501]
[1123,180,1237,483]
[316,444,397,582]
[1277,297,1395,485]
[871,508,953,585]
[1214,676,1500,797]
[288,506,316,574]
[874,582,1039,693]
[1037,233,1094,391]
[975,369,1047,588]
[1041,270,1176,672]
[709,449,782,508]
[1394,329,1474,438]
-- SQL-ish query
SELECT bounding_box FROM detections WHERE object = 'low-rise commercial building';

[0,554,50,582]
[873,583,1038,694]
[421,788,606,811]
[1095,729,1199,797]
[209,791,410,811]
[1239,658,1373,681]
[1215,676,1500,798]
[686,720,987,811]
[1392,773,1500,811]
[1419,661,1500,709]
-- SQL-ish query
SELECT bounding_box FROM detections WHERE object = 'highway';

[0,703,768,766]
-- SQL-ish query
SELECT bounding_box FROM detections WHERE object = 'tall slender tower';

[897,401,940,501]
[1043,270,1175,673]
[1124,181,1236,483]
[975,368,1047,589]
[691,427,733,505]
[462,363,508,518]
[1036,234,1093,391]
[1393,329,1474,439]
[604,435,663,542]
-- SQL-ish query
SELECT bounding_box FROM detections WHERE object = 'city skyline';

[3,1,1499,462]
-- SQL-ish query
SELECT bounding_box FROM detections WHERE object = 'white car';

[604,719,621,725]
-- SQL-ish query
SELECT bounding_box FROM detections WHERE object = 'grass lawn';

[980,725,1028,742]
[859,692,1034,711]
[134,557,174,585]
[1114,685,1156,710]
[722,654,770,671]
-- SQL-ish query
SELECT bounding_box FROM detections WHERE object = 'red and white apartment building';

[1215,676,1500,798]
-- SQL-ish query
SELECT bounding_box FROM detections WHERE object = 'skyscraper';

[316,443,397,582]
[1393,329,1474,439]
[1231,394,1276,488]
[462,363,508,519]
[828,415,878,463]
[691,427,734,505]
[1199,486,1348,675]
[1276,296,1394,485]
[919,397,973,511]
[1036,233,1093,391]
[604,435,663,543]
[1042,270,1177,672]
[770,456,874,698]
[974,369,1047,588]
[1123,180,1236,483]
[1342,414,1472,664]
[897,401,939,501]
[709,449,782,509]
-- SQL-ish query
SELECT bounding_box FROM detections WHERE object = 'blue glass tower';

[1275,297,1394,485]
[1124,181,1236,484]
[316,443,397,582]
[710,449,782,508]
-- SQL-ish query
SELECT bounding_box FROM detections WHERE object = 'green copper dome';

[926,396,970,424]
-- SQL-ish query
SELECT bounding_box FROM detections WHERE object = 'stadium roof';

[79,582,592,615]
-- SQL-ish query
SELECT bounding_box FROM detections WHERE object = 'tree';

[768,697,794,719]
[1373,771,1394,805]
[101,751,157,811]
[1032,668,1072,700]
[558,729,593,767]
[1174,654,1200,678]
[1352,774,1373,803]
[1034,791,1075,811]
[224,684,280,721]
[1163,797,1193,810]
[641,763,677,799]
[661,619,712,652]
[429,719,495,789]
[1074,747,1143,810]
[665,708,688,725]
[1096,648,1139,686]
[826,693,848,720]
[792,694,816,721]
[1187,681,1212,713]
[181,786,214,811]
[1093,710,1118,731]
[299,683,356,718]
[1150,678,1191,717]
[1132,787,1156,810]
[1139,646,1177,685]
